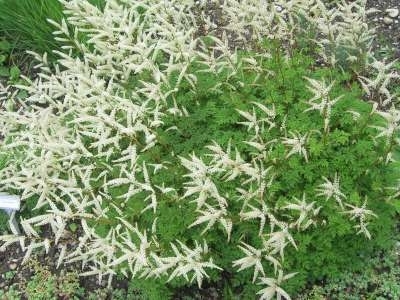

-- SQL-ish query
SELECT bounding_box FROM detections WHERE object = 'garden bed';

[1,1,400,299]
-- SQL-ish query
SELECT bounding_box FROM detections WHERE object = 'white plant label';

[0,193,21,211]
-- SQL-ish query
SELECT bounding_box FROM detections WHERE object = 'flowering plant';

[0,0,399,299]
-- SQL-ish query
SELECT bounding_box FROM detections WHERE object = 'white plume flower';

[257,270,297,300]
[342,197,377,239]
[149,240,221,288]
[282,131,309,162]
[283,193,321,230]
[233,241,281,283]
[315,173,346,209]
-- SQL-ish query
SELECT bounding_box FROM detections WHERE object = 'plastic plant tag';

[0,193,21,235]
[0,192,21,212]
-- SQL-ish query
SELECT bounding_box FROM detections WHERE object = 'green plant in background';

[57,270,84,299]
[144,45,398,297]
[0,36,29,110]
[0,38,21,83]
[0,1,399,299]
[0,0,106,65]
[25,270,57,300]
[85,287,142,300]
[0,258,87,300]
[24,259,83,300]
[298,242,400,299]
[0,284,20,300]
[0,0,64,62]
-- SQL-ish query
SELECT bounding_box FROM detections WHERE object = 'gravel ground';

[367,0,400,57]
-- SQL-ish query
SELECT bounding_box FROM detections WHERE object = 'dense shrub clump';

[0,1,399,299]
[139,47,399,297]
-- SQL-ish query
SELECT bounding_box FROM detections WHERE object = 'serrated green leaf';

[68,223,78,233]
[9,66,20,80]
[0,66,9,77]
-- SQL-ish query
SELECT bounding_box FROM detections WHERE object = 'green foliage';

[0,0,64,59]
[24,260,83,300]
[0,210,9,233]
[298,242,400,299]
[0,1,399,299]
[0,38,22,85]
[0,0,105,62]
[0,258,140,300]
[3,40,398,299]
[0,284,20,300]
[25,270,57,300]
[109,44,399,296]
[0,39,12,77]
[128,278,172,300]
[134,45,395,297]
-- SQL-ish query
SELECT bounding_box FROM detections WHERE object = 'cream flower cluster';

[0,1,398,299]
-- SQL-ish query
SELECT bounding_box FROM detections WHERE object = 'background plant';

[0,1,399,299]
[0,257,86,300]
[0,0,106,65]
[298,241,400,300]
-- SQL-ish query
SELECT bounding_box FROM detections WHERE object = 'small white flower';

[233,242,265,283]
[372,106,400,144]
[257,270,297,300]
[315,173,346,208]
[189,203,232,240]
[264,222,297,260]
[233,240,281,283]
[303,77,342,132]
[283,193,321,230]
[282,131,309,162]
[240,201,271,236]
[342,197,377,239]
[150,240,221,288]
